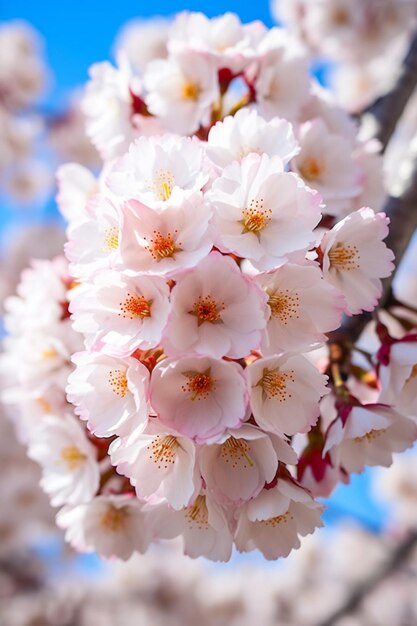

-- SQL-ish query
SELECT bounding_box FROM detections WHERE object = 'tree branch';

[329,133,417,344]
[315,530,417,626]
[362,31,417,151]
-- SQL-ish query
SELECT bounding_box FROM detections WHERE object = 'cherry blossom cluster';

[0,20,99,205]
[0,21,53,202]
[273,0,417,112]
[3,10,417,563]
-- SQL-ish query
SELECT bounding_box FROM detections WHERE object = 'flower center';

[262,511,293,527]
[190,295,224,326]
[239,144,261,159]
[182,81,200,101]
[60,445,86,471]
[42,348,58,359]
[221,436,254,469]
[100,505,128,532]
[299,157,324,182]
[119,293,152,320]
[257,367,295,402]
[267,289,300,324]
[240,198,272,238]
[108,369,128,398]
[103,227,119,252]
[354,429,386,443]
[153,169,175,201]
[148,435,179,469]
[182,368,216,401]
[145,230,181,261]
[328,242,360,271]
[185,495,209,529]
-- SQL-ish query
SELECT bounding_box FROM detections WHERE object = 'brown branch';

[362,31,417,151]
[315,530,417,626]
[329,132,417,345]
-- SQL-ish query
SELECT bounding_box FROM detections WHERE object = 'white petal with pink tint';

[247,354,329,436]
[110,419,199,510]
[255,262,345,353]
[66,351,150,437]
[208,154,322,270]
[206,108,299,169]
[321,207,394,315]
[150,355,248,442]
[65,194,122,280]
[70,270,170,356]
[164,252,267,358]
[148,490,233,561]
[199,423,296,504]
[107,134,209,207]
[235,477,323,559]
[119,194,213,277]
[56,494,150,560]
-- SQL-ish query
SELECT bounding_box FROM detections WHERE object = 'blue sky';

[2,0,274,108]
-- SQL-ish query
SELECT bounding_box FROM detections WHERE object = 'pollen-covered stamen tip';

[145,230,182,261]
[100,505,129,532]
[103,227,119,252]
[258,367,295,402]
[240,197,272,238]
[328,242,360,270]
[267,289,300,324]
[108,369,128,398]
[185,495,209,529]
[190,295,224,326]
[221,436,254,468]
[182,368,216,401]
[119,293,153,319]
[60,445,86,471]
[153,169,176,201]
[147,435,179,469]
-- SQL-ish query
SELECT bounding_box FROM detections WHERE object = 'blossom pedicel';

[3,10,415,563]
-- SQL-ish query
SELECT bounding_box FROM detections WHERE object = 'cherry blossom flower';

[378,341,417,421]
[144,50,219,134]
[324,404,417,473]
[110,420,199,509]
[199,423,296,504]
[150,355,248,442]
[56,163,97,229]
[149,490,234,561]
[169,11,256,74]
[56,495,150,560]
[66,351,150,437]
[115,18,170,73]
[206,108,299,170]
[82,57,160,160]
[292,118,362,216]
[107,134,209,207]
[70,271,170,356]
[65,194,122,280]
[247,354,329,436]
[235,475,324,559]
[320,207,395,315]
[254,262,345,354]
[27,414,100,507]
[254,28,311,122]
[208,153,322,270]
[163,252,267,358]
[118,194,213,277]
